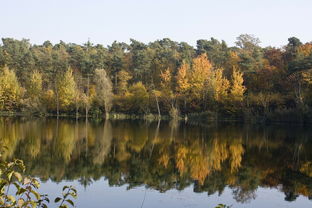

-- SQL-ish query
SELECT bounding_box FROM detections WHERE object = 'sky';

[0,0,311,47]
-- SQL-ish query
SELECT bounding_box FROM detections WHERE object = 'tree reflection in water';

[1,117,312,203]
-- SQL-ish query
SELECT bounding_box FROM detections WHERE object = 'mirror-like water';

[1,117,312,208]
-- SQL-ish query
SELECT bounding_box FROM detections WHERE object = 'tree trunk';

[104,101,109,120]
[114,73,118,93]
[155,94,161,118]
[55,80,59,117]
[85,75,89,119]
[76,103,79,120]
[75,94,79,119]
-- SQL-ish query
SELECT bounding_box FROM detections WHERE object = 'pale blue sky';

[1,0,311,47]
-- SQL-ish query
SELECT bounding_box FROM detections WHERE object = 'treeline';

[1,35,312,121]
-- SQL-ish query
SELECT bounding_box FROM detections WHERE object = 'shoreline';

[0,111,311,125]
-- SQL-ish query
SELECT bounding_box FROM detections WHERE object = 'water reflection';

[1,117,312,204]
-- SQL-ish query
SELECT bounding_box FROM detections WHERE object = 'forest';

[1,34,312,122]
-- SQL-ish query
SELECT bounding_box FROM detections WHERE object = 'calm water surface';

[1,117,312,208]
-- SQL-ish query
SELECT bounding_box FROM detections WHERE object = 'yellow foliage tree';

[160,68,172,90]
[27,71,43,99]
[176,63,190,95]
[176,63,191,110]
[117,70,132,95]
[42,89,55,111]
[160,68,174,109]
[230,67,246,102]
[209,68,230,103]
[56,68,77,112]
[189,53,213,100]
[128,82,149,113]
[298,43,312,57]
[0,66,21,110]
[25,70,43,110]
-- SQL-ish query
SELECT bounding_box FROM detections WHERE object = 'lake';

[1,117,312,208]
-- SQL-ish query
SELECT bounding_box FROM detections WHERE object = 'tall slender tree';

[56,67,77,115]
[94,69,113,118]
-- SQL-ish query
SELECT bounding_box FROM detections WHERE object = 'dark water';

[1,117,312,208]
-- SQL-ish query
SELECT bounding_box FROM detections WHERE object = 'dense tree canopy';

[1,35,312,121]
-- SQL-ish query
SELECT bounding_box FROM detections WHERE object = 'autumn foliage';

[0,35,312,121]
